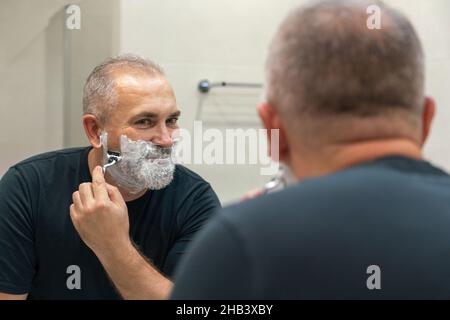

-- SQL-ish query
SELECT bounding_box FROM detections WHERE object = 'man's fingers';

[106,183,125,206]
[92,166,110,202]
[79,183,94,207]
[69,204,78,222]
[92,165,106,184]
[70,204,84,237]
[241,188,264,202]
[72,191,83,211]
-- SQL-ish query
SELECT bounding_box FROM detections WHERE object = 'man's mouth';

[145,153,172,163]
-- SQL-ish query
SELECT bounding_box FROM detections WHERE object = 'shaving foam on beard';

[100,131,178,193]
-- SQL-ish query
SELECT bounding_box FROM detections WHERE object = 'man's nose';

[152,125,173,148]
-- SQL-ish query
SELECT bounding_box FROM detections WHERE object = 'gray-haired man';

[0,55,221,299]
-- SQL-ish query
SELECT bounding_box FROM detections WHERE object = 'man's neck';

[289,138,422,182]
[87,147,147,202]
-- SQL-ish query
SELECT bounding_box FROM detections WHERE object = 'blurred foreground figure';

[172,0,450,299]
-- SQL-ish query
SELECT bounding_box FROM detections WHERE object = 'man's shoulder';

[5,147,91,185]
[166,165,220,209]
[11,147,90,173]
[173,164,211,187]
[14,147,89,168]
[221,157,450,227]
[208,158,450,271]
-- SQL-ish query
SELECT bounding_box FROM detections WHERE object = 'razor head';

[102,151,122,173]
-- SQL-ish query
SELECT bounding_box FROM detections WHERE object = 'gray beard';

[100,132,177,193]
[108,158,176,193]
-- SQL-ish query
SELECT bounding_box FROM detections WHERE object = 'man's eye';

[135,119,153,127]
[167,118,179,126]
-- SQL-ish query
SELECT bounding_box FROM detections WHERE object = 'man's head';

[82,54,180,193]
[82,54,180,151]
[259,0,435,175]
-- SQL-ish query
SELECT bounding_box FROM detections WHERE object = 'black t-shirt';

[172,156,450,299]
[0,147,221,299]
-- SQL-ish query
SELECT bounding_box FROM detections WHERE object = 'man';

[47,0,448,299]
[0,55,220,299]
[172,0,448,299]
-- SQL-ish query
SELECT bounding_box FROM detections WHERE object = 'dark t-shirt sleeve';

[0,167,36,294]
[170,212,254,299]
[163,182,221,277]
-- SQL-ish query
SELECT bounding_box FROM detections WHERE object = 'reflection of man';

[0,55,220,299]
[172,0,449,299]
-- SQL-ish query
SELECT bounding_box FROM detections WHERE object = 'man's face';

[102,72,180,151]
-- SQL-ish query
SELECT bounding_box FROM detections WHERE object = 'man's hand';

[70,166,172,299]
[70,166,130,257]
[240,188,264,202]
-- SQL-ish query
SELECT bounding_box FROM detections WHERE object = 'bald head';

[83,54,165,125]
[266,0,425,142]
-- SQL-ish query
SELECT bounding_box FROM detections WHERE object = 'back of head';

[266,0,425,143]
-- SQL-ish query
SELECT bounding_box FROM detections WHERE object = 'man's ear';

[257,102,289,162]
[421,96,436,147]
[82,115,102,148]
